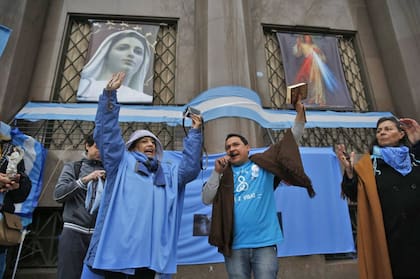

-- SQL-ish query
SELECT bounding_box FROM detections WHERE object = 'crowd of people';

[2,68,419,279]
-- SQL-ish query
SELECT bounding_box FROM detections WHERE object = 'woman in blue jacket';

[82,72,203,279]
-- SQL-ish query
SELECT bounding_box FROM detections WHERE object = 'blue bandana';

[371,145,411,176]
[132,151,166,186]
[85,178,104,215]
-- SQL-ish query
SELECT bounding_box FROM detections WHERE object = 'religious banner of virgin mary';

[77,21,159,104]
[277,33,353,109]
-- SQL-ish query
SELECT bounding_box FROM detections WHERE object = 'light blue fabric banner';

[0,25,11,57]
[165,146,354,265]
[15,86,393,129]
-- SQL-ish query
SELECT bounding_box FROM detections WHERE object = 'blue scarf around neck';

[132,151,166,186]
[371,145,411,176]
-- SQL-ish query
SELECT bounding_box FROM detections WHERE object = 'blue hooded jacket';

[83,90,202,276]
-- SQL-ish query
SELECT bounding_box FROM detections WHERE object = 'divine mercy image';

[277,33,353,109]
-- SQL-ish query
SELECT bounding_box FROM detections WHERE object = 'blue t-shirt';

[231,160,283,249]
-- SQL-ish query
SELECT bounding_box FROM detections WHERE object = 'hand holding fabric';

[0,173,20,192]
[81,170,106,185]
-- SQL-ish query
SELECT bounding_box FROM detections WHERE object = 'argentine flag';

[1,122,47,227]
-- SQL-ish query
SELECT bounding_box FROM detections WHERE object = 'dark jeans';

[0,246,6,279]
[104,268,156,279]
[57,228,92,279]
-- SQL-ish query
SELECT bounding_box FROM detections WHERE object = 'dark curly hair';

[85,134,95,152]
[369,116,410,152]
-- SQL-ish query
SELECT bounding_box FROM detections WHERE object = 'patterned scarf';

[132,151,166,186]
[371,145,411,176]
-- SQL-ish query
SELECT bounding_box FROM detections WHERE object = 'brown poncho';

[354,154,392,279]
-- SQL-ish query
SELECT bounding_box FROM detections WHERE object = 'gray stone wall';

[2,0,420,277]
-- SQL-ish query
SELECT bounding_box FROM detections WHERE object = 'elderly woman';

[336,117,420,279]
[77,30,153,103]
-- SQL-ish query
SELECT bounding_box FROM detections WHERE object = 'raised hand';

[190,113,203,129]
[399,118,420,144]
[105,72,126,91]
[295,94,307,123]
[336,144,354,178]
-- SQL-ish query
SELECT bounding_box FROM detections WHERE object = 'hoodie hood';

[125,130,163,160]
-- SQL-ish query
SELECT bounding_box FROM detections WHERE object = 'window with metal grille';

[17,15,182,152]
[263,27,376,154]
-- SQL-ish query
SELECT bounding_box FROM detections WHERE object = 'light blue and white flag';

[5,123,47,227]
[15,86,393,129]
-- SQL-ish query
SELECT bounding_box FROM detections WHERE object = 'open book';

[286,82,308,106]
